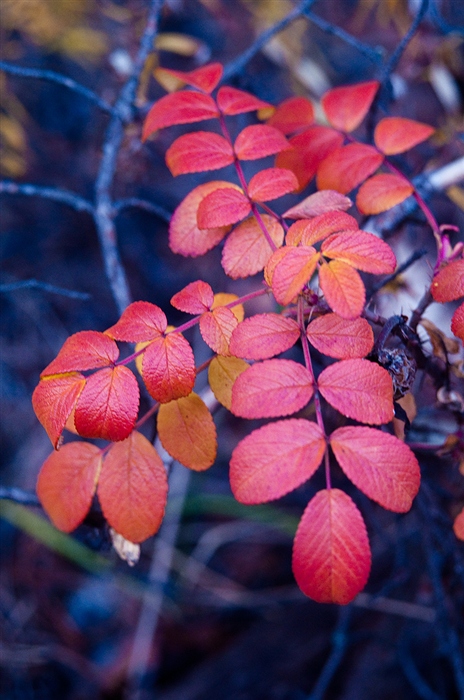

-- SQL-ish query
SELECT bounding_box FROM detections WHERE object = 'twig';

[367,248,428,300]
[429,0,464,36]
[0,61,117,117]
[223,0,317,82]
[113,197,172,223]
[0,279,90,300]
[303,10,384,63]
[399,633,442,700]
[380,0,430,84]
[0,487,40,507]
[0,180,93,214]
[306,606,352,700]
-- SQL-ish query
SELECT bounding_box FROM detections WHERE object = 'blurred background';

[1,1,464,698]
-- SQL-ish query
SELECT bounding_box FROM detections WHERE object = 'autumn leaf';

[142,333,196,403]
[288,211,358,247]
[248,168,298,202]
[105,301,167,342]
[170,280,214,314]
[166,131,234,175]
[154,62,223,93]
[41,331,119,376]
[330,426,420,512]
[199,306,238,355]
[142,91,219,140]
[229,313,300,360]
[431,258,464,302]
[318,358,394,424]
[451,302,464,342]
[276,125,344,190]
[374,117,435,155]
[208,355,249,410]
[356,173,414,215]
[316,143,384,194]
[319,259,366,319]
[283,191,352,220]
[234,125,290,160]
[32,372,86,448]
[230,358,314,419]
[267,96,315,135]
[454,507,464,541]
[271,246,320,305]
[230,419,326,503]
[37,442,102,532]
[321,80,379,132]
[217,86,272,115]
[306,314,374,359]
[196,187,251,229]
[98,431,168,543]
[321,230,396,274]
[292,489,371,604]
[157,393,217,470]
[221,215,284,279]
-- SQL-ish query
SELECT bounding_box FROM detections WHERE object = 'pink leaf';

[306,314,374,359]
[229,313,300,360]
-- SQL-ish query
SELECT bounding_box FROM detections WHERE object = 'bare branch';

[0,279,90,300]
[0,487,40,507]
[0,180,93,214]
[113,197,172,223]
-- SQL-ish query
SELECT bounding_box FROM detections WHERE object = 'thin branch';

[113,197,172,223]
[429,0,464,36]
[0,487,40,507]
[367,248,428,300]
[0,279,90,300]
[380,0,430,83]
[306,607,352,700]
[0,180,94,214]
[0,61,118,117]
[303,10,384,63]
[223,0,317,82]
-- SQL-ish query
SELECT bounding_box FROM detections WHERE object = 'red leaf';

[37,442,102,532]
[41,331,119,376]
[199,306,239,355]
[229,313,300,360]
[157,393,217,471]
[171,280,214,314]
[374,117,435,155]
[32,372,86,448]
[234,125,290,160]
[276,125,344,190]
[230,419,326,503]
[142,333,195,403]
[316,143,384,194]
[271,246,320,305]
[74,366,139,441]
[196,187,251,228]
[283,191,352,220]
[454,507,464,541]
[105,301,167,342]
[217,86,272,115]
[321,230,396,274]
[248,167,298,202]
[306,314,374,359]
[230,358,313,419]
[330,426,420,512]
[267,96,315,134]
[319,260,366,319]
[318,358,394,424]
[155,62,223,93]
[356,173,414,215]
[142,92,218,140]
[221,214,284,279]
[98,431,168,542]
[292,211,358,247]
[293,489,371,604]
[451,302,464,342]
[322,80,379,132]
[169,181,236,257]
[166,131,234,175]
[431,259,464,302]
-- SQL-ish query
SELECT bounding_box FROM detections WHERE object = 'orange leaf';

[105,301,167,342]
[271,246,320,305]
[98,431,168,542]
[32,372,86,448]
[319,259,366,319]
[166,131,234,175]
[286,211,357,247]
[231,358,313,419]
[321,80,379,132]
[41,331,119,376]
[316,143,384,194]
[306,314,374,359]
[451,302,464,342]
[199,306,238,355]
[171,280,214,314]
[208,355,249,410]
[229,313,300,360]
[248,167,298,202]
[431,259,464,302]
[230,419,326,503]
[74,366,139,441]
[330,426,420,512]
[318,358,394,424]
[142,333,195,403]
[267,96,314,135]
[283,191,352,220]
[276,125,344,190]
[234,125,290,160]
[216,86,271,115]
[196,187,251,228]
[321,230,396,274]
[154,62,223,93]
[142,92,219,140]
[374,117,435,155]
[169,181,236,257]
[37,442,102,532]
[221,214,284,279]
[157,393,217,470]
[453,507,464,541]
[264,246,287,286]
[356,173,414,215]
[293,489,371,604]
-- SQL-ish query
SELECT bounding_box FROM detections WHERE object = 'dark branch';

[0,487,40,507]
[0,180,94,214]
[306,606,352,700]
[380,0,430,84]
[0,61,117,117]
[113,197,172,223]
[0,279,90,300]
[303,10,384,63]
